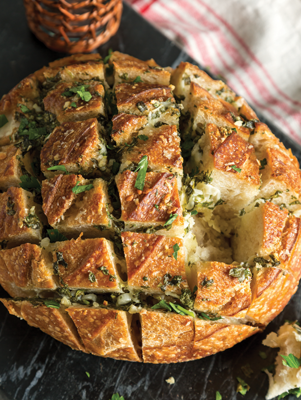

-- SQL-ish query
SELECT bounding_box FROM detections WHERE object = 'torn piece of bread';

[52,236,123,292]
[42,174,112,238]
[190,261,252,317]
[0,243,55,297]
[263,322,301,399]
[40,118,107,178]
[121,231,188,295]
[192,319,259,360]
[110,51,171,86]
[112,113,148,146]
[43,81,106,123]
[0,299,85,351]
[116,170,184,234]
[0,145,23,190]
[0,187,43,247]
[66,306,141,361]
[115,82,180,126]
[140,309,194,363]
[189,124,260,214]
[120,124,182,174]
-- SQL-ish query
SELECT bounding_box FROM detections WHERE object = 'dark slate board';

[0,2,300,400]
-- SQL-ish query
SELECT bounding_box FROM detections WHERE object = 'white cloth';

[126,0,301,144]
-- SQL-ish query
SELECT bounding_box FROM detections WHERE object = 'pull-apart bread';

[0,52,300,363]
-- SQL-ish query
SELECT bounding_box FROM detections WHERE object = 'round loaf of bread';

[0,52,300,363]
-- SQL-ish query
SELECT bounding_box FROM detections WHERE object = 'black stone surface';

[0,2,300,400]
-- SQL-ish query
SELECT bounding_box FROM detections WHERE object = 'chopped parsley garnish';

[143,276,148,281]
[201,277,214,288]
[169,303,195,317]
[72,181,94,194]
[19,175,41,193]
[198,170,213,184]
[133,76,142,83]
[236,377,250,395]
[164,213,178,227]
[191,210,198,215]
[98,265,116,281]
[229,266,251,282]
[278,388,301,399]
[280,353,301,368]
[18,104,30,113]
[154,204,159,210]
[151,300,171,311]
[172,243,180,260]
[6,197,15,216]
[136,101,147,112]
[71,102,77,108]
[240,208,246,216]
[198,312,221,321]
[47,229,67,243]
[230,165,242,173]
[103,49,113,64]
[44,300,60,309]
[88,271,96,283]
[138,134,148,141]
[19,121,47,141]
[260,158,267,170]
[111,394,124,400]
[55,251,68,268]
[161,273,183,291]
[0,114,8,128]
[216,392,222,400]
[62,85,92,102]
[47,165,68,173]
[134,155,148,191]
[85,372,90,378]
[180,288,195,309]
[253,254,280,268]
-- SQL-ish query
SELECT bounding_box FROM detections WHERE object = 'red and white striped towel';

[126,0,301,145]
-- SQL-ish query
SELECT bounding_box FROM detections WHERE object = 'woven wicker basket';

[23,0,123,54]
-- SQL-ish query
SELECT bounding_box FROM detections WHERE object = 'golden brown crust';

[247,269,297,325]
[66,306,141,361]
[42,174,79,226]
[111,51,170,86]
[115,82,174,114]
[121,124,183,173]
[116,170,183,226]
[140,310,194,363]
[40,118,102,176]
[194,261,252,317]
[262,201,288,254]
[208,125,260,185]
[48,54,102,68]
[112,113,148,145]
[121,232,187,293]
[0,298,23,318]
[53,237,121,291]
[43,61,105,83]
[43,81,105,124]
[192,319,259,360]
[0,243,55,292]
[20,301,86,351]
[279,216,301,280]
[0,187,38,242]
[0,145,22,189]
[266,147,301,194]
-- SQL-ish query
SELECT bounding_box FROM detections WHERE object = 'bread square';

[66,306,141,361]
[121,231,187,295]
[40,118,107,178]
[111,113,148,146]
[0,187,43,247]
[52,236,123,292]
[120,124,182,174]
[42,174,112,238]
[0,145,23,190]
[43,81,106,124]
[110,51,171,86]
[190,261,252,317]
[116,170,184,234]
